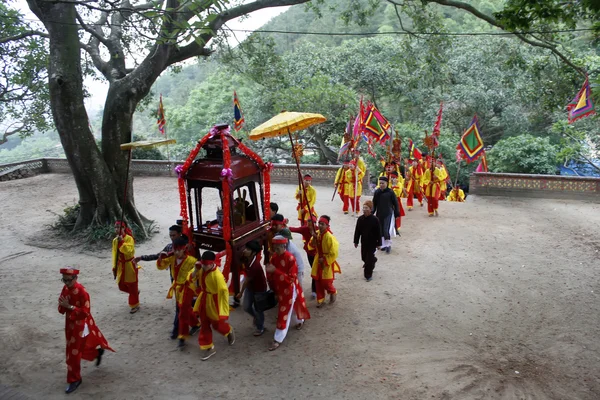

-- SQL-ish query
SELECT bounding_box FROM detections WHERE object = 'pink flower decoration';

[265,162,274,173]
[174,164,183,178]
[210,124,231,138]
[220,168,234,186]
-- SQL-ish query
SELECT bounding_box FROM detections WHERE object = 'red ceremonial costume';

[192,261,233,350]
[112,222,139,309]
[58,269,114,384]
[268,250,311,331]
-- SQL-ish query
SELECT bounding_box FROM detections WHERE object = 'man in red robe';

[266,235,311,351]
[58,267,114,394]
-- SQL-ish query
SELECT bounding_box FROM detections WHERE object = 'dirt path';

[0,174,599,399]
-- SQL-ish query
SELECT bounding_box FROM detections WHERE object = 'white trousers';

[274,284,303,343]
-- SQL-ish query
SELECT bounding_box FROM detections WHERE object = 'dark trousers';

[307,253,316,292]
[361,245,377,279]
[172,303,180,336]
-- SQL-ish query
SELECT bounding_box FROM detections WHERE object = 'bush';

[487,135,558,174]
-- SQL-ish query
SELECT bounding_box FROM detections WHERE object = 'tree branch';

[0,30,48,44]
[167,0,311,65]
[0,123,27,145]
[414,0,586,76]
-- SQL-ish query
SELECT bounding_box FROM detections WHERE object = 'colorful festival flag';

[457,115,485,163]
[338,119,353,160]
[157,94,166,135]
[432,102,443,137]
[476,151,489,172]
[567,78,596,123]
[363,103,389,143]
[233,91,245,132]
[408,139,423,160]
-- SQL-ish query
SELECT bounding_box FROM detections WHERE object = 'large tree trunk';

[27,0,148,234]
[310,128,338,164]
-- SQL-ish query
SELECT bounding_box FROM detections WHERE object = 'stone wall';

[470,172,600,201]
[0,159,47,181]
[0,158,372,193]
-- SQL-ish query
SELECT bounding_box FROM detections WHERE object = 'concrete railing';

[470,172,600,201]
[0,158,372,193]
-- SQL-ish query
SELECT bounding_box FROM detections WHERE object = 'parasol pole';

[287,129,315,223]
[114,143,133,272]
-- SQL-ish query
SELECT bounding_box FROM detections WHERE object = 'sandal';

[268,341,281,351]
[253,329,265,337]
[129,306,140,314]
[295,323,304,330]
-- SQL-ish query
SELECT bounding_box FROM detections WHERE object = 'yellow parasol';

[249,111,326,140]
[249,111,327,223]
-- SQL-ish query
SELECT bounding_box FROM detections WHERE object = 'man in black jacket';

[353,200,382,281]
[372,176,400,254]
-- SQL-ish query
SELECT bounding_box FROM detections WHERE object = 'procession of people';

[56,140,468,394]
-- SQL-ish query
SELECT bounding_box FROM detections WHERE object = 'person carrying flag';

[423,160,444,217]
[405,159,424,210]
[334,162,350,214]
[295,174,317,225]
[345,160,364,215]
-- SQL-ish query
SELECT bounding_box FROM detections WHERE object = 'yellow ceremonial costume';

[406,165,424,209]
[308,230,342,304]
[157,255,198,304]
[158,254,198,339]
[447,188,465,202]
[112,234,140,308]
[192,266,232,350]
[423,167,444,215]
[112,234,136,283]
[438,165,449,200]
[334,167,348,199]
[296,185,317,223]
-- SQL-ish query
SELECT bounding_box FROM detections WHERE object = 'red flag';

[157,94,166,135]
[476,151,488,172]
[408,139,422,160]
[432,102,443,137]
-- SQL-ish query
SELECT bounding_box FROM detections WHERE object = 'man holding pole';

[296,174,317,226]
[345,160,364,215]
[334,162,350,214]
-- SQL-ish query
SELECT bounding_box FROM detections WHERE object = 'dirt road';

[0,174,598,399]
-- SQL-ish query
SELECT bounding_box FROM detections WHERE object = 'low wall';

[0,158,372,194]
[470,172,600,201]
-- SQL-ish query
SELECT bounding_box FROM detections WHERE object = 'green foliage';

[487,135,559,174]
[0,132,65,163]
[0,3,51,141]
[494,0,600,30]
